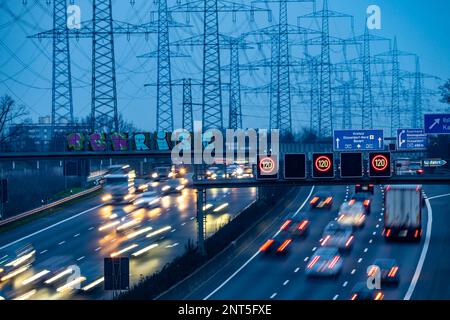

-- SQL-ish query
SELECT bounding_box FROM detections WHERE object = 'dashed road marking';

[270,293,277,299]
[58,241,66,245]
[342,281,348,287]
[294,267,300,273]
[351,269,356,275]
[77,256,85,261]
[304,257,309,262]
[364,248,368,253]
[73,233,80,238]
[333,294,339,300]
[40,250,48,255]
[95,247,102,251]
[283,280,289,286]
[358,258,363,263]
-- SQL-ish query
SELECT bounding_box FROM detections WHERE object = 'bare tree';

[0,94,28,144]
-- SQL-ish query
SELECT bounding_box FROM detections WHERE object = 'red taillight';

[356,184,361,187]
[328,256,340,269]
[386,229,391,237]
[363,200,370,206]
[310,197,319,204]
[386,185,391,191]
[298,220,309,230]
[307,256,320,269]
[369,184,374,187]
[277,239,292,252]
[260,239,274,252]
[414,229,419,238]
[348,199,356,205]
[351,293,358,300]
[367,266,377,277]
[345,235,354,247]
[388,266,398,278]
[324,197,333,204]
[280,220,292,231]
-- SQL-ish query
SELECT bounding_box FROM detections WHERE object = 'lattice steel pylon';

[309,57,320,133]
[51,0,74,132]
[342,82,352,129]
[319,0,332,138]
[228,40,242,129]
[270,35,280,130]
[390,37,400,136]
[91,0,118,132]
[182,78,194,132]
[156,0,174,132]
[203,0,223,131]
[277,0,291,134]
[412,56,422,129]
[361,25,373,129]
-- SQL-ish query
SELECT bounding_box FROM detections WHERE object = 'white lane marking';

[304,257,309,262]
[88,227,95,231]
[171,229,176,233]
[369,239,373,244]
[270,293,277,299]
[0,204,103,251]
[58,241,66,245]
[372,232,377,235]
[292,186,316,217]
[333,294,339,300]
[283,280,289,286]
[181,222,187,226]
[73,233,80,238]
[95,247,102,252]
[404,197,433,300]
[312,247,317,252]
[351,269,356,275]
[342,281,348,287]
[357,258,363,263]
[364,248,368,253]
[204,186,315,300]
[375,224,379,228]
[76,256,85,261]
[294,267,300,273]
[426,193,450,201]
[190,217,195,220]
[40,250,48,255]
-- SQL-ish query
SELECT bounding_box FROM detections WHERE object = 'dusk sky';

[0,0,449,132]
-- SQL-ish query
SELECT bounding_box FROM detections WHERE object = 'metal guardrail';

[0,185,102,227]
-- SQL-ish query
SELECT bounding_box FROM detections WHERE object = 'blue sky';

[0,0,449,132]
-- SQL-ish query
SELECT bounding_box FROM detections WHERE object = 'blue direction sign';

[424,114,450,134]
[333,130,384,151]
[397,129,427,150]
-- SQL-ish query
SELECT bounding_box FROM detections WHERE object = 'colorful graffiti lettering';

[89,132,107,151]
[67,133,84,151]
[111,132,129,151]
[134,133,150,151]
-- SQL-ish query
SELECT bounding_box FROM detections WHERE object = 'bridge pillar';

[196,188,207,255]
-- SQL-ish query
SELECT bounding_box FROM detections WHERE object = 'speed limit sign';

[257,156,278,180]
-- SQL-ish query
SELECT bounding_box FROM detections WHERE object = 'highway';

[182,184,450,300]
[0,179,256,300]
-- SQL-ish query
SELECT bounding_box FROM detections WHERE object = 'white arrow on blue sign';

[333,129,384,151]
[424,114,450,134]
[397,129,427,150]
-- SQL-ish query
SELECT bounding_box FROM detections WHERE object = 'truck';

[102,173,136,204]
[383,185,422,241]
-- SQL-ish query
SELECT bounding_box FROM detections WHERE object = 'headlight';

[102,194,112,202]
[151,172,158,178]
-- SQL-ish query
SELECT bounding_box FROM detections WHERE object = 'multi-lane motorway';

[0,180,256,300]
[182,184,450,300]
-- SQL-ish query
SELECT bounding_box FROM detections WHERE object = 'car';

[349,193,372,215]
[279,216,310,238]
[337,202,366,228]
[320,222,354,251]
[350,282,384,300]
[259,234,293,256]
[305,247,343,278]
[310,192,333,210]
[355,184,374,195]
[132,191,160,208]
[368,259,400,285]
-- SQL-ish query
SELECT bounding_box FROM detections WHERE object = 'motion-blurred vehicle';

[132,191,160,209]
[350,282,384,300]
[337,202,366,228]
[0,248,36,283]
[395,159,424,175]
[151,166,172,181]
[368,258,400,285]
[355,184,374,195]
[349,193,372,215]
[306,247,342,278]
[310,192,333,210]
[259,234,293,256]
[383,185,422,241]
[320,222,354,251]
[102,173,135,204]
[205,166,226,180]
[279,216,310,238]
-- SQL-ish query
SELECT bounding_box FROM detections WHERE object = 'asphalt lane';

[191,184,447,300]
[0,180,256,300]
